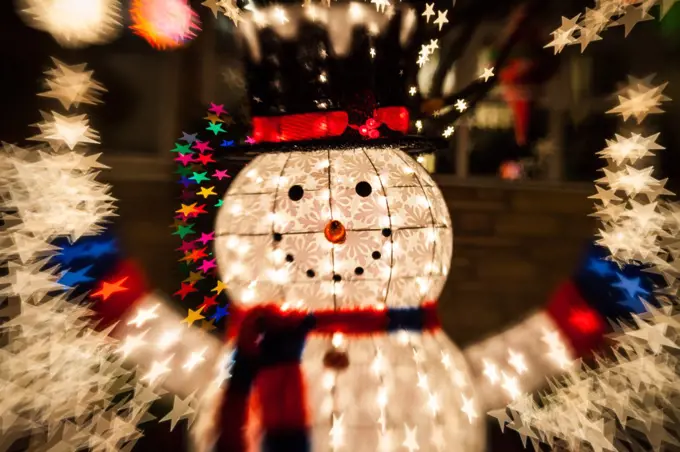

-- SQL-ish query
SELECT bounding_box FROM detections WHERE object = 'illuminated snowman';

[25,3,623,451]
[190,3,600,451]
[212,147,485,452]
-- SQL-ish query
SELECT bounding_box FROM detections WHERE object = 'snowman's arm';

[462,295,590,412]
[106,289,225,399]
[462,241,656,412]
[56,231,224,399]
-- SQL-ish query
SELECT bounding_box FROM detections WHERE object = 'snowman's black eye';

[306,269,316,278]
[372,251,382,260]
[288,185,304,201]
[354,267,364,275]
[285,254,294,263]
[355,181,372,197]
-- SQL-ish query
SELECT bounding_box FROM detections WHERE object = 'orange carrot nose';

[324,220,346,244]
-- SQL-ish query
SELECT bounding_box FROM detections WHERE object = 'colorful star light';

[170,104,243,326]
[0,258,66,303]
[197,152,216,164]
[91,275,129,301]
[130,0,201,50]
[16,0,122,48]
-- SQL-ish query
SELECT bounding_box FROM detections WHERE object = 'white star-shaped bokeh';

[30,111,100,150]
[16,0,123,48]
[39,58,106,110]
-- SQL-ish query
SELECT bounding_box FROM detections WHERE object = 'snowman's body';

[214,147,486,451]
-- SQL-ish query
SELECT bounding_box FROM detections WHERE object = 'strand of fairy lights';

[546,0,679,56]
[495,76,680,452]
[595,77,671,263]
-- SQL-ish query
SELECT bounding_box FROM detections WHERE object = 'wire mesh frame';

[215,146,452,309]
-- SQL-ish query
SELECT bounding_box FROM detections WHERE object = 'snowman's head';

[215,146,452,311]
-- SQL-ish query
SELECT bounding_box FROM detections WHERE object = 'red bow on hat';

[251,106,409,143]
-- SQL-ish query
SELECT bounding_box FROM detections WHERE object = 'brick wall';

[435,177,596,346]
[111,176,596,347]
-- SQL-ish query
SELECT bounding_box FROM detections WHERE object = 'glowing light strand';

[495,76,680,451]
[546,0,679,55]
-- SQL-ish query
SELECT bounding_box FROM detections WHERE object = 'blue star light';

[587,257,615,278]
[52,242,87,266]
[211,305,228,322]
[87,238,118,259]
[179,176,195,188]
[59,265,95,287]
[613,273,649,313]
[53,236,119,265]
[220,140,235,147]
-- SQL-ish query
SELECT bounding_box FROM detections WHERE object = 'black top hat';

[233,1,436,149]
